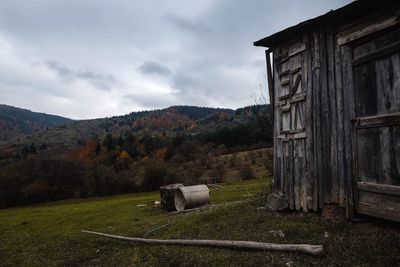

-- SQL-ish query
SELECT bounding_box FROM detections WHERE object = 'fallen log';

[81,230,324,256]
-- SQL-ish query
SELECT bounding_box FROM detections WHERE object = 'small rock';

[268,230,285,238]
[95,249,100,253]
[286,261,294,266]
[324,232,329,238]
[136,204,147,207]
[266,193,289,211]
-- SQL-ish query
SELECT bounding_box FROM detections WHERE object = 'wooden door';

[273,39,308,211]
[351,28,400,222]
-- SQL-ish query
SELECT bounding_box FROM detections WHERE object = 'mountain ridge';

[0,104,73,143]
[0,104,269,151]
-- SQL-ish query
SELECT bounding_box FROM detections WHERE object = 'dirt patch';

[321,204,346,223]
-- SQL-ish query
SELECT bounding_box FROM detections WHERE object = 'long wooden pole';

[82,230,323,256]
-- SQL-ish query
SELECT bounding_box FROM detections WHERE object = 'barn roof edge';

[253,0,397,48]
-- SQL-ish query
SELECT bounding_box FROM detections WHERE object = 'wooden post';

[265,49,274,120]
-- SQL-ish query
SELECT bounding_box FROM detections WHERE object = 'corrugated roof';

[254,0,398,48]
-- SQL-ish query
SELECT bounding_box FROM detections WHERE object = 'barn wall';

[272,26,353,212]
[269,2,400,221]
[272,8,400,214]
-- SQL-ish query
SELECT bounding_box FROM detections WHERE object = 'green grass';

[1,178,399,266]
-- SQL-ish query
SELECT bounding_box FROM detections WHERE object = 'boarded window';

[353,28,400,117]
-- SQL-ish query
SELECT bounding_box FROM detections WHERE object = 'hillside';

[0,104,72,143]
[0,105,269,152]
[0,104,272,209]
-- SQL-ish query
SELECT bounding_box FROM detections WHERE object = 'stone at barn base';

[266,193,289,211]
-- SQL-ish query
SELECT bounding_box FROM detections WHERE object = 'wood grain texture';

[267,4,400,222]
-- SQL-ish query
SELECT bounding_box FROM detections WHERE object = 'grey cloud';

[78,71,114,81]
[137,61,171,76]
[44,60,114,91]
[171,72,198,90]
[164,14,210,34]
[0,0,353,119]
[44,60,72,78]
[123,93,176,109]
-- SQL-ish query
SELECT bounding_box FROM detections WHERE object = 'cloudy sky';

[0,0,352,119]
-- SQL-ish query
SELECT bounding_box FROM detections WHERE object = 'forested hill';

[167,105,235,119]
[0,105,268,151]
[0,104,72,142]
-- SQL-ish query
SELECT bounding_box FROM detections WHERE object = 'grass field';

[1,177,399,266]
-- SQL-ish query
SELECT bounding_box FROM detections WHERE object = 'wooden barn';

[254,0,400,222]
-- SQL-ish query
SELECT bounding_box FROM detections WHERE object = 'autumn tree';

[79,139,101,160]
[21,180,51,202]
[102,133,114,151]
[142,160,167,191]
[120,150,130,159]
[116,135,124,147]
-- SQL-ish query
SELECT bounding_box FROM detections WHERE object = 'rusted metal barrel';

[160,183,184,211]
[174,185,210,211]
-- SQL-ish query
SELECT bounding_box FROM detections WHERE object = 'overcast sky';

[0,0,352,119]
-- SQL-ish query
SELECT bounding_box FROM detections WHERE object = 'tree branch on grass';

[81,230,324,256]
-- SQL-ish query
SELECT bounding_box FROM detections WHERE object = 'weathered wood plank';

[284,142,293,209]
[291,74,302,96]
[289,92,306,103]
[393,126,400,185]
[376,52,400,115]
[353,62,377,117]
[337,15,399,45]
[353,27,400,59]
[356,202,400,223]
[292,131,307,139]
[273,48,283,194]
[319,27,331,203]
[296,103,305,131]
[327,28,339,203]
[279,70,290,77]
[279,93,290,101]
[353,41,400,67]
[265,49,275,121]
[293,140,300,210]
[289,41,307,57]
[312,29,323,211]
[341,45,356,218]
[281,79,290,86]
[334,36,346,208]
[356,128,382,183]
[357,181,400,196]
[281,110,291,132]
[305,32,314,211]
[355,113,400,128]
